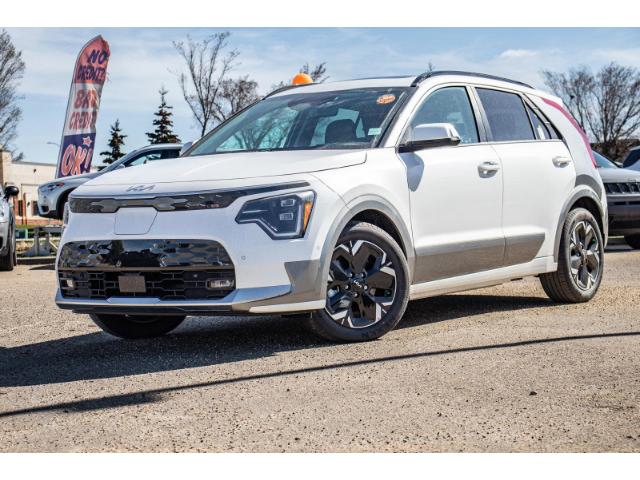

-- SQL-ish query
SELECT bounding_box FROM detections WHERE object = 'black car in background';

[595,151,640,249]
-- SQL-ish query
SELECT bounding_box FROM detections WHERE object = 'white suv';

[56,71,607,342]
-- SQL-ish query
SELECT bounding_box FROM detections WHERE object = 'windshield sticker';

[368,127,382,136]
[376,94,396,105]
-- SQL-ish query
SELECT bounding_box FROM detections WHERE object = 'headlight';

[41,182,65,193]
[235,191,315,239]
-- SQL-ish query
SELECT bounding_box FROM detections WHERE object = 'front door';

[399,86,504,283]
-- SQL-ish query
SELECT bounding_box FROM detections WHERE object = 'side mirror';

[399,123,461,153]
[4,185,19,198]
[179,141,193,156]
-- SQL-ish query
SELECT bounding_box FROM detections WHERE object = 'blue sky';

[6,27,640,165]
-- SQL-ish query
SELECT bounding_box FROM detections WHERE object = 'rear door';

[398,85,505,283]
[475,87,575,263]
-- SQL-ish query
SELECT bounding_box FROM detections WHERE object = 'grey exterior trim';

[575,174,603,199]
[553,187,607,262]
[413,237,504,283]
[504,233,545,267]
[231,259,325,311]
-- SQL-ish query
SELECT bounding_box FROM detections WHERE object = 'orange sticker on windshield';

[376,94,396,105]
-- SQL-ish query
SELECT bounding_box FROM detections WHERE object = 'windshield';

[187,87,409,156]
[593,151,618,169]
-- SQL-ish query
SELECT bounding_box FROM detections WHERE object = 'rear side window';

[477,88,535,142]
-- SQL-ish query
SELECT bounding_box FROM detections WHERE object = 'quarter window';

[409,87,479,144]
[476,88,535,142]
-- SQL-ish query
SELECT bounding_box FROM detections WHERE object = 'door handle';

[478,161,500,177]
[552,156,572,167]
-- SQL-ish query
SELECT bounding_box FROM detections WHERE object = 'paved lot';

[1,245,639,452]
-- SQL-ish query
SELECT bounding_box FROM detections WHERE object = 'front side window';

[408,86,479,144]
[477,88,535,142]
[187,88,408,156]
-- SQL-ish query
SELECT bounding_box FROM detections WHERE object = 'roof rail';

[411,70,533,89]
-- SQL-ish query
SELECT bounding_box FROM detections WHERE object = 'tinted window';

[477,88,534,142]
[593,151,618,169]
[161,148,180,159]
[410,87,479,144]
[526,104,552,140]
[125,151,162,167]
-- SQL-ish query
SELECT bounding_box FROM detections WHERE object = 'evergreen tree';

[146,87,181,144]
[100,119,127,165]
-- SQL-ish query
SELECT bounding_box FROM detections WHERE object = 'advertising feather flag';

[56,35,110,178]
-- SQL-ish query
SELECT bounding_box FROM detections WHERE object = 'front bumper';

[55,177,339,315]
[607,193,640,235]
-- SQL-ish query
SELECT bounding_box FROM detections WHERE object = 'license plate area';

[118,275,146,293]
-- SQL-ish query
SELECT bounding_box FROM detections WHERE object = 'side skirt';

[409,256,556,301]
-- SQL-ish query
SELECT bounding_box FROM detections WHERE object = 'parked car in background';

[0,184,20,271]
[38,143,182,220]
[56,71,607,342]
[594,151,640,249]
[622,145,640,169]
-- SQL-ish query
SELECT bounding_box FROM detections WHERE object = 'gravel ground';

[1,245,639,452]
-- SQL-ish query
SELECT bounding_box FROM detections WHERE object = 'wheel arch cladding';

[554,189,606,261]
[321,198,415,285]
[350,209,407,257]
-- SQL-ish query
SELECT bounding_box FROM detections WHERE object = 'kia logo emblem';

[126,184,155,192]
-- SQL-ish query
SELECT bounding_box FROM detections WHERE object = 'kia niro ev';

[55,71,607,342]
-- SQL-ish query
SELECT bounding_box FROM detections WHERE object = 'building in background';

[0,150,59,226]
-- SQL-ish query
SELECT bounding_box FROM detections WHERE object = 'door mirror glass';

[399,123,461,153]
[4,185,19,198]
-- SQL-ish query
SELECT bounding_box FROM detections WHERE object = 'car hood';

[52,171,101,186]
[84,149,367,186]
[598,167,640,183]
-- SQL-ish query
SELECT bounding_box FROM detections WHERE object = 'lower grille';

[59,269,235,300]
[58,239,235,300]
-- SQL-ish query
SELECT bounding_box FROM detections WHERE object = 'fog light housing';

[206,279,234,290]
[60,278,75,289]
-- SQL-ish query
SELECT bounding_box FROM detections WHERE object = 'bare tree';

[173,32,239,137]
[543,63,640,160]
[300,62,329,83]
[219,75,260,119]
[0,29,25,159]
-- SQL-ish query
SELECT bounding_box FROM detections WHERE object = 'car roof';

[267,70,544,98]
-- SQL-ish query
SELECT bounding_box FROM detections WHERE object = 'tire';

[540,208,604,303]
[307,221,409,342]
[90,314,186,339]
[0,224,15,271]
[624,234,640,250]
